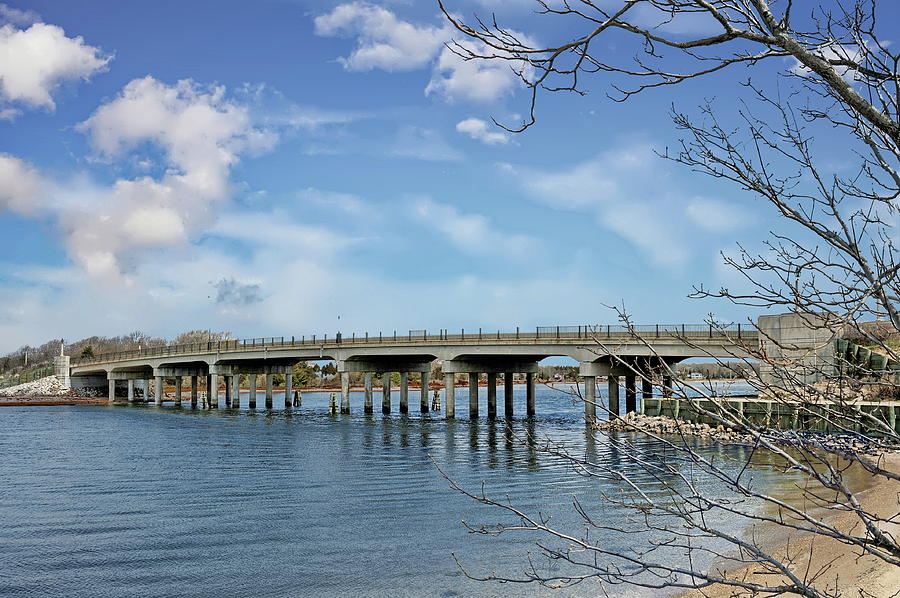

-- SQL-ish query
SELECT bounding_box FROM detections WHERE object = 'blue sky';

[0,0,860,352]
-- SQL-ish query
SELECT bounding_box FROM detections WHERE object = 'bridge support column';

[420,371,429,412]
[224,375,232,408]
[625,375,636,413]
[127,379,134,402]
[382,372,391,414]
[231,375,240,408]
[641,377,653,415]
[284,374,293,409]
[662,376,673,398]
[340,372,351,414]
[191,376,198,407]
[174,376,183,406]
[364,372,373,414]
[504,372,514,418]
[209,374,217,408]
[468,373,479,419]
[526,372,535,417]
[108,379,116,403]
[155,376,164,406]
[204,375,211,408]
[608,376,620,417]
[486,373,497,419]
[583,376,596,422]
[399,372,409,414]
[265,374,273,409]
[444,373,455,418]
[249,374,257,409]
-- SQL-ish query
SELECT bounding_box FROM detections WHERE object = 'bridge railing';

[70,324,757,366]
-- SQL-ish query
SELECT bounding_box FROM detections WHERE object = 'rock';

[0,376,72,397]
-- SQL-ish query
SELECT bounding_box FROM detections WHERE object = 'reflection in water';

[0,383,794,598]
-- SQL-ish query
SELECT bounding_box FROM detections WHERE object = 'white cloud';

[426,40,523,103]
[0,153,44,215]
[390,125,463,161]
[0,22,110,112]
[0,3,39,27]
[409,196,535,260]
[685,197,751,232]
[314,2,448,72]
[456,117,509,145]
[505,142,695,267]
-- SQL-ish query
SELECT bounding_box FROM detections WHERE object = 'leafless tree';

[436,1,899,595]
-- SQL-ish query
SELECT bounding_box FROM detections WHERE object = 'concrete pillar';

[284,373,293,408]
[663,376,673,398]
[420,371,429,412]
[155,376,164,406]
[468,373,479,419]
[108,379,116,403]
[231,374,240,409]
[265,374,273,409]
[526,372,535,417]
[191,376,198,407]
[399,372,409,414]
[642,377,653,399]
[224,375,232,408]
[249,374,258,409]
[444,372,455,418]
[608,376,620,417]
[174,376,183,406]
[487,373,497,419]
[504,372,514,418]
[127,379,134,402]
[382,372,391,414]
[583,376,596,422]
[364,372,374,414]
[625,375,636,413]
[205,375,213,408]
[340,371,351,414]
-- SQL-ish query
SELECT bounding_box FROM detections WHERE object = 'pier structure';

[72,323,758,421]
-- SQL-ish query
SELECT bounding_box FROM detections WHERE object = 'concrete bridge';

[67,323,760,420]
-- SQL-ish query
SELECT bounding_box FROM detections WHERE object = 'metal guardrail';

[0,366,55,389]
[71,324,758,367]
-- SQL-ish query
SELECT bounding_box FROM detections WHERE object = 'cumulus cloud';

[314,2,448,72]
[0,153,44,215]
[0,3,38,26]
[456,117,509,145]
[426,40,524,103]
[0,21,110,112]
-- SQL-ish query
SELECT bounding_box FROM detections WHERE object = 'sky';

[0,0,875,352]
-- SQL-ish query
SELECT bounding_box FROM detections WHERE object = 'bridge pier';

[364,372,373,413]
[583,376,597,422]
[127,379,134,402]
[486,373,497,419]
[608,376,620,417]
[382,372,391,414]
[231,375,240,408]
[625,375,636,413]
[265,374,273,409]
[155,376,164,406]
[191,376,198,407]
[444,373,455,418]
[420,371,429,412]
[284,373,293,409]
[642,377,653,400]
[224,375,232,408]
[174,376,183,406]
[341,372,351,414]
[469,373,479,419]
[108,379,116,403]
[526,372,535,417]
[249,374,257,409]
[399,372,409,414]
[504,372,514,418]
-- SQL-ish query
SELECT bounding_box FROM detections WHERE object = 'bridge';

[66,322,763,420]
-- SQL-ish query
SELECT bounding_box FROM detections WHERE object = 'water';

[1,383,783,598]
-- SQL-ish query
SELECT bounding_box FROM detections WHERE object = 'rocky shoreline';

[598,411,887,455]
